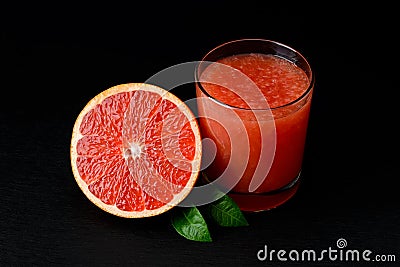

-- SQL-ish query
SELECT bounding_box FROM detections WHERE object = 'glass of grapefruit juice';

[195,39,314,211]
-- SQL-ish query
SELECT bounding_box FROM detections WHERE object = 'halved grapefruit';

[70,83,202,218]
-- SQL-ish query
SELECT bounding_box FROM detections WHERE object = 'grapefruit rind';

[70,83,202,218]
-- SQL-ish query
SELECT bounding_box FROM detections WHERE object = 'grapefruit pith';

[70,83,202,218]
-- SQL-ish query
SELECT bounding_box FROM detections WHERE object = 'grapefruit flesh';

[70,83,201,218]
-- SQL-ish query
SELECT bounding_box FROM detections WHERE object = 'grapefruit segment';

[70,83,201,218]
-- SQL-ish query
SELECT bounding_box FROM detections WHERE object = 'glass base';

[228,172,301,212]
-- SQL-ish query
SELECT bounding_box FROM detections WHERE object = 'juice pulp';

[197,53,312,194]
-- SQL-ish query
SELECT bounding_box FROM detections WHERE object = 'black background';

[1,2,399,266]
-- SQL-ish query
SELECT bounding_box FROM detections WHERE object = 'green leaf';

[171,206,212,242]
[208,194,249,227]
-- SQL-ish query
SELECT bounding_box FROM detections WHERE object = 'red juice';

[196,52,313,210]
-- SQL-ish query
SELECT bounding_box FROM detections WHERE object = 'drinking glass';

[195,39,314,211]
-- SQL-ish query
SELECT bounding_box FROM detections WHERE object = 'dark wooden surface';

[1,2,399,266]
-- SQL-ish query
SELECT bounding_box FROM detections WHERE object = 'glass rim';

[195,38,315,111]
